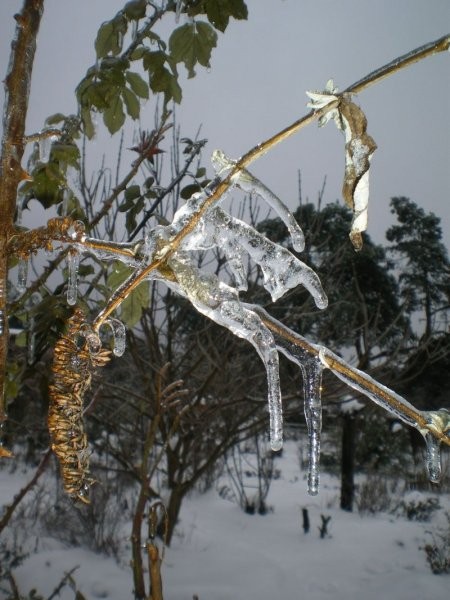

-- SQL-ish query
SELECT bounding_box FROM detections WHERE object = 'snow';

[1,441,449,600]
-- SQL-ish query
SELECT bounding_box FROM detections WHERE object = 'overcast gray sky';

[1,0,449,245]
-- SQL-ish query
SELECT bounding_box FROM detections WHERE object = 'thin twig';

[0,448,52,534]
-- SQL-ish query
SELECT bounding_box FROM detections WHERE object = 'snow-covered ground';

[1,441,449,600]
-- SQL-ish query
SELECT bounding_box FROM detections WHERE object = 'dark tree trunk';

[160,484,185,546]
[340,413,356,511]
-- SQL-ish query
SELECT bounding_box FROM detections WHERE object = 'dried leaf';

[307,83,376,250]
[338,97,377,250]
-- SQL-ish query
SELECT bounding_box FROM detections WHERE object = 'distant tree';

[259,201,410,368]
[386,197,450,340]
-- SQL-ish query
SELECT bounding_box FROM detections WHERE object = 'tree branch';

[91,35,450,329]
[0,0,45,420]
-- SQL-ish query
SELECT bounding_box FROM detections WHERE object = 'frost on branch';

[307,81,377,250]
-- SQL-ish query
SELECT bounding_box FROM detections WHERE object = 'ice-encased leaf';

[206,208,327,308]
[158,183,326,308]
[211,150,305,252]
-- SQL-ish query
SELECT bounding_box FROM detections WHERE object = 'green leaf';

[124,184,141,201]
[45,113,66,126]
[124,0,147,19]
[130,47,146,61]
[122,87,140,119]
[107,262,133,290]
[205,0,248,32]
[81,106,95,139]
[125,196,144,233]
[51,142,80,168]
[196,167,206,178]
[84,81,115,110]
[107,262,149,327]
[78,264,95,277]
[103,95,125,134]
[14,331,27,348]
[180,183,202,199]
[169,22,217,78]
[95,16,128,58]
[125,71,149,99]
[120,279,149,327]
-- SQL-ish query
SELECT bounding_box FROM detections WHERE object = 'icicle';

[15,191,27,293]
[38,131,58,163]
[0,310,4,337]
[167,259,283,451]
[420,409,450,483]
[175,0,183,22]
[423,432,441,483]
[17,258,28,293]
[103,318,126,356]
[26,293,41,365]
[300,359,324,495]
[62,188,70,217]
[27,317,35,365]
[66,251,80,306]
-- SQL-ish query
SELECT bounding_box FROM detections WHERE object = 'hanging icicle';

[17,258,28,293]
[175,0,183,23]
[66,251,80,306]
[300,358,324,496]
[38,130,58,164]
[424,432,441,484]
[103,318,126,357]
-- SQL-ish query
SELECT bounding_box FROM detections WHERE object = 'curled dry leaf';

[338,97,377,251]
[306,84,376,250]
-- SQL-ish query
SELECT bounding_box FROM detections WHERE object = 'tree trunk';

[161,485,185,546]
[0,0,45,417]
[340,413,356,511]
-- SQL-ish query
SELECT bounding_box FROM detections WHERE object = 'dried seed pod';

[48,308,110,503]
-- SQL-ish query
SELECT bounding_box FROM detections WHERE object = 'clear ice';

[86,150,330,460]
[300,358,323,495]
[17,259,28,293]
[424,432,441,483]
[175,0,182,22]
[211,150,305,252]
[256,309,325,494]
[38,131,58,164]
[66,251,80,306]
[103,318,126,356]
[318,347,420,428]
[167,257,284,451]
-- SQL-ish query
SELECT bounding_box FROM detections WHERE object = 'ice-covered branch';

[254,307,450,481]
[88,35,450,322]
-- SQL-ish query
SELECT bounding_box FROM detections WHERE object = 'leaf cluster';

[76,0,248,135]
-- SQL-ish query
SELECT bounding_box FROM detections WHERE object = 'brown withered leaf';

[338,97,377,250]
